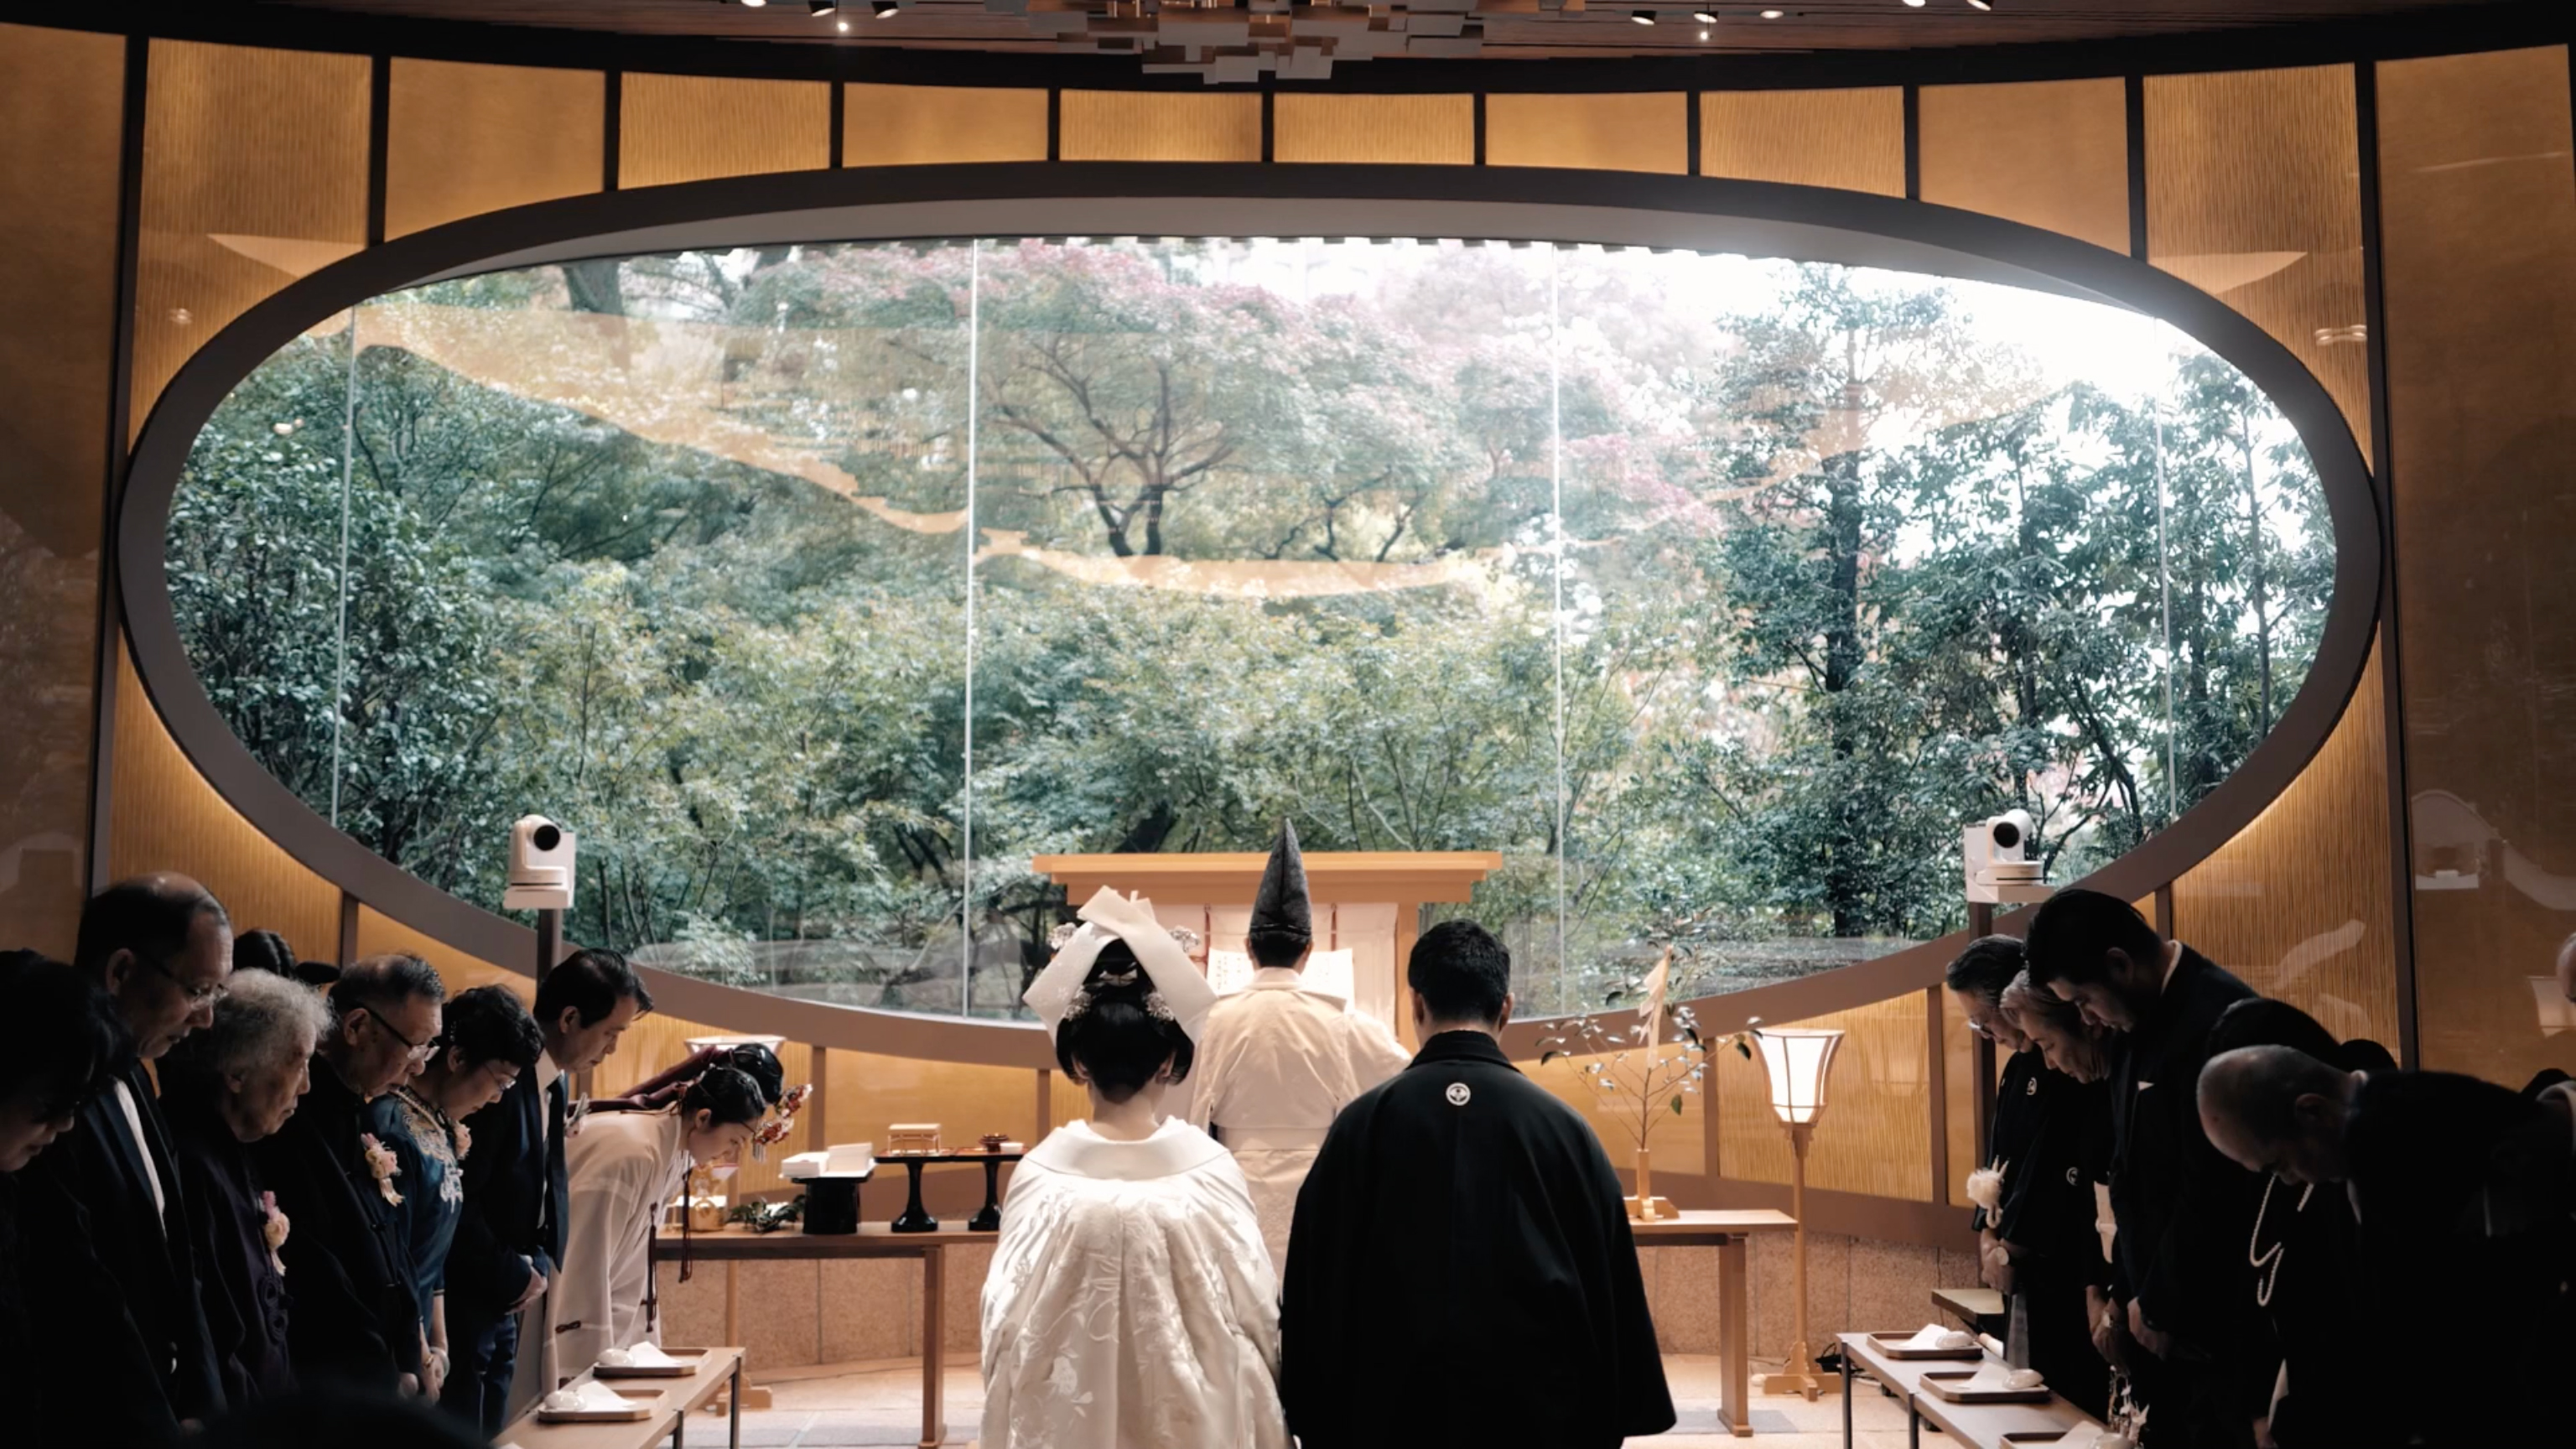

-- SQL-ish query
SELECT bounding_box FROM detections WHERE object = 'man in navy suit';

[443,949,649,1434]
[25,875,236,1437]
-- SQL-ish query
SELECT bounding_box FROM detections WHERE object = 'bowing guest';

[23,874,236,1433]
[445,950,649,1431]
[2197,1001,2396,1449]
[558,1066,769,1377]
[368,985,542,1405]
[160,970,335,1406]
[1282,920,1673,1449]
[2026,890,2269,1449]
[254,952,445,1394]
[2201,1047,2574,1446]
[0,949,153,1443]
[1950,946,2114,1420]
[1987,972,2116,1420]
[983,888,1278,1449]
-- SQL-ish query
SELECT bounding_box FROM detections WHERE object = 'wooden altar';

[1030,850,1502,1046]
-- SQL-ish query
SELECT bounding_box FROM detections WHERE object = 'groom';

[1281,919,1672,1449]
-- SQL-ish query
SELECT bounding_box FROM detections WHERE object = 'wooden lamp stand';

[1760,1121,1838,1400]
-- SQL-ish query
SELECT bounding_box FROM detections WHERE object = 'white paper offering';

[782,1142,876,1179]
[1900,1323,1978,1351]
[542,1381,633,1414]
[597,1343,680,1369]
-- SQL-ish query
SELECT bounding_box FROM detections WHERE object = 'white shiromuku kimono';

[557,1109,692,1379]
[979,1116,1287,1449]
[1184,969,1411,1275]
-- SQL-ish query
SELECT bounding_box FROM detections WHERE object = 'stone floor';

[650,1352,1948,1447]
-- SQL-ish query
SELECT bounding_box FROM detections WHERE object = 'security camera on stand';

[503,814,575,989]
[1964,810,2054,908]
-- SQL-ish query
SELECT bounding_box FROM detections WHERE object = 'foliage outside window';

[167,239,2331,1019]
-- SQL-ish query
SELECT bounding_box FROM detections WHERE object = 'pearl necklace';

[2246,1173,2314,1308]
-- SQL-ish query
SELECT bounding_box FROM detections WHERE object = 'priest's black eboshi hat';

[1246,819,1313,962]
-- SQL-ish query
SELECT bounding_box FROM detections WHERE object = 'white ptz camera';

[503,814,577,911]
[1963,810,2051,905]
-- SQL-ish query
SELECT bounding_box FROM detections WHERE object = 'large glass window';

[168,238,2333,1017]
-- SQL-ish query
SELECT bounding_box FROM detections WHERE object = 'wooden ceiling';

[262,0,2532,63]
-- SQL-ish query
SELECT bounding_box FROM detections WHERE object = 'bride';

[981,888,1287,1449]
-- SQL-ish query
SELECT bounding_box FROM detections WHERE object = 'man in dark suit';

[2027,889,2273,1449]
[254,952,445,1394]
[23,874,235,1438]
[443,949,650,1434]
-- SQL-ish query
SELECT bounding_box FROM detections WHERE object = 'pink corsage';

[1966,1162,2007,1213]
[361,1132,404,1206]
[260,1190,290,1275]
[453,1120,473,1161]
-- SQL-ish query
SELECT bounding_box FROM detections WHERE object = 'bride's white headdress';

[1023,886,1218,1043]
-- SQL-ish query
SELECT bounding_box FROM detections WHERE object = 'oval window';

[167,239,2333,1017]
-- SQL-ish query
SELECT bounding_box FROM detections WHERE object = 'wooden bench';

[497,1346,745,1449]
[1836,1332,2103,1449]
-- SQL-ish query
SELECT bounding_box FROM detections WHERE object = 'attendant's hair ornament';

[1059,965,1178,1029]
[1050,921,1202,958]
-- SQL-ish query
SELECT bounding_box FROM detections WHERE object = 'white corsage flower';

[1966,1161,2007,1213]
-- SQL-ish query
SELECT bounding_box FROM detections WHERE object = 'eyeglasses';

[135,951,229,1008]
[361,1005,439,1062]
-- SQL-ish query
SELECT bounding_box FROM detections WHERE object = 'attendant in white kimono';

[1186,822,1409,1275]
[983,887,1287,1449]
[555,1066,766,1377]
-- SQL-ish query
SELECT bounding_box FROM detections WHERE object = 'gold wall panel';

[1713,995,1933,1200]
[2145,65,2370,453]
[1487,93,1687,175]
[826,1047,1041,1202]
[620,73,830,189]
[1058,91,1260,163]
[1527,1048,1707,1177]
[1919,78,2130,252]
[0,22,121,959]
[386,59,601,239]
[2379,46,2576,1085]
[109,641,340,963]
[844,84,1046,167]
[354,904,520,995]
[135,40,369,429]
[1698,87,1904,196]
[2172,635,2399,1051]
[1274,93,1474,165]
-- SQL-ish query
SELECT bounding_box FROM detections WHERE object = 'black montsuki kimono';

[249,1058,423,1393]
[2345,1069,2576,1446]
[1280,1030,1674,1449]
[1981,1050,2111,1420]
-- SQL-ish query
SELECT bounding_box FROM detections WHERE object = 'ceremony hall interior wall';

[7,17,2574,1326]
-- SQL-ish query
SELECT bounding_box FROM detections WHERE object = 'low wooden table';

[498,1345,745,1449]
[657,1224,989,1448]
[1836,1332,2102,1449]
[1629,1209,1800,1437]
[1933,1285,2007,1330]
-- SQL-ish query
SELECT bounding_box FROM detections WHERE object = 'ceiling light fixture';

[1760,8,1784,17]
[811,0,839,13]
[740,0,767,8]
[1631,8,1657,23]
[1690,8,1717,20]
[838,17,852,28]
[873,1,899,14]
[1966,0,1991,8]
[1903,0,1925,8]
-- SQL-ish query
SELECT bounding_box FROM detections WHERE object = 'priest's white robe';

[1182,969,1411,1274]
[979,1118,1287,1449]
[557,1109,692,1379]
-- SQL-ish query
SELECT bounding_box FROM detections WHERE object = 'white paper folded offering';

[595,1343,680,1369]
[1899,1323,1979,1351]
[782,1142,876,1180]
[542,1382,633,1414]
[2005,1368,2045,1389]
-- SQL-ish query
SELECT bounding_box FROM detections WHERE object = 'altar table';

[655,1225,984,1448]
[498,1345,745,1449]
[1629,1208,1800,1437]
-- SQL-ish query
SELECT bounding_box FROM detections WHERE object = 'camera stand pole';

[536,906,563,988]
[1967,901,1997,1173]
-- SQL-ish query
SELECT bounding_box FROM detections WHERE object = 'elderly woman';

[366,984,542,1403]
[160,969,335,1407]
